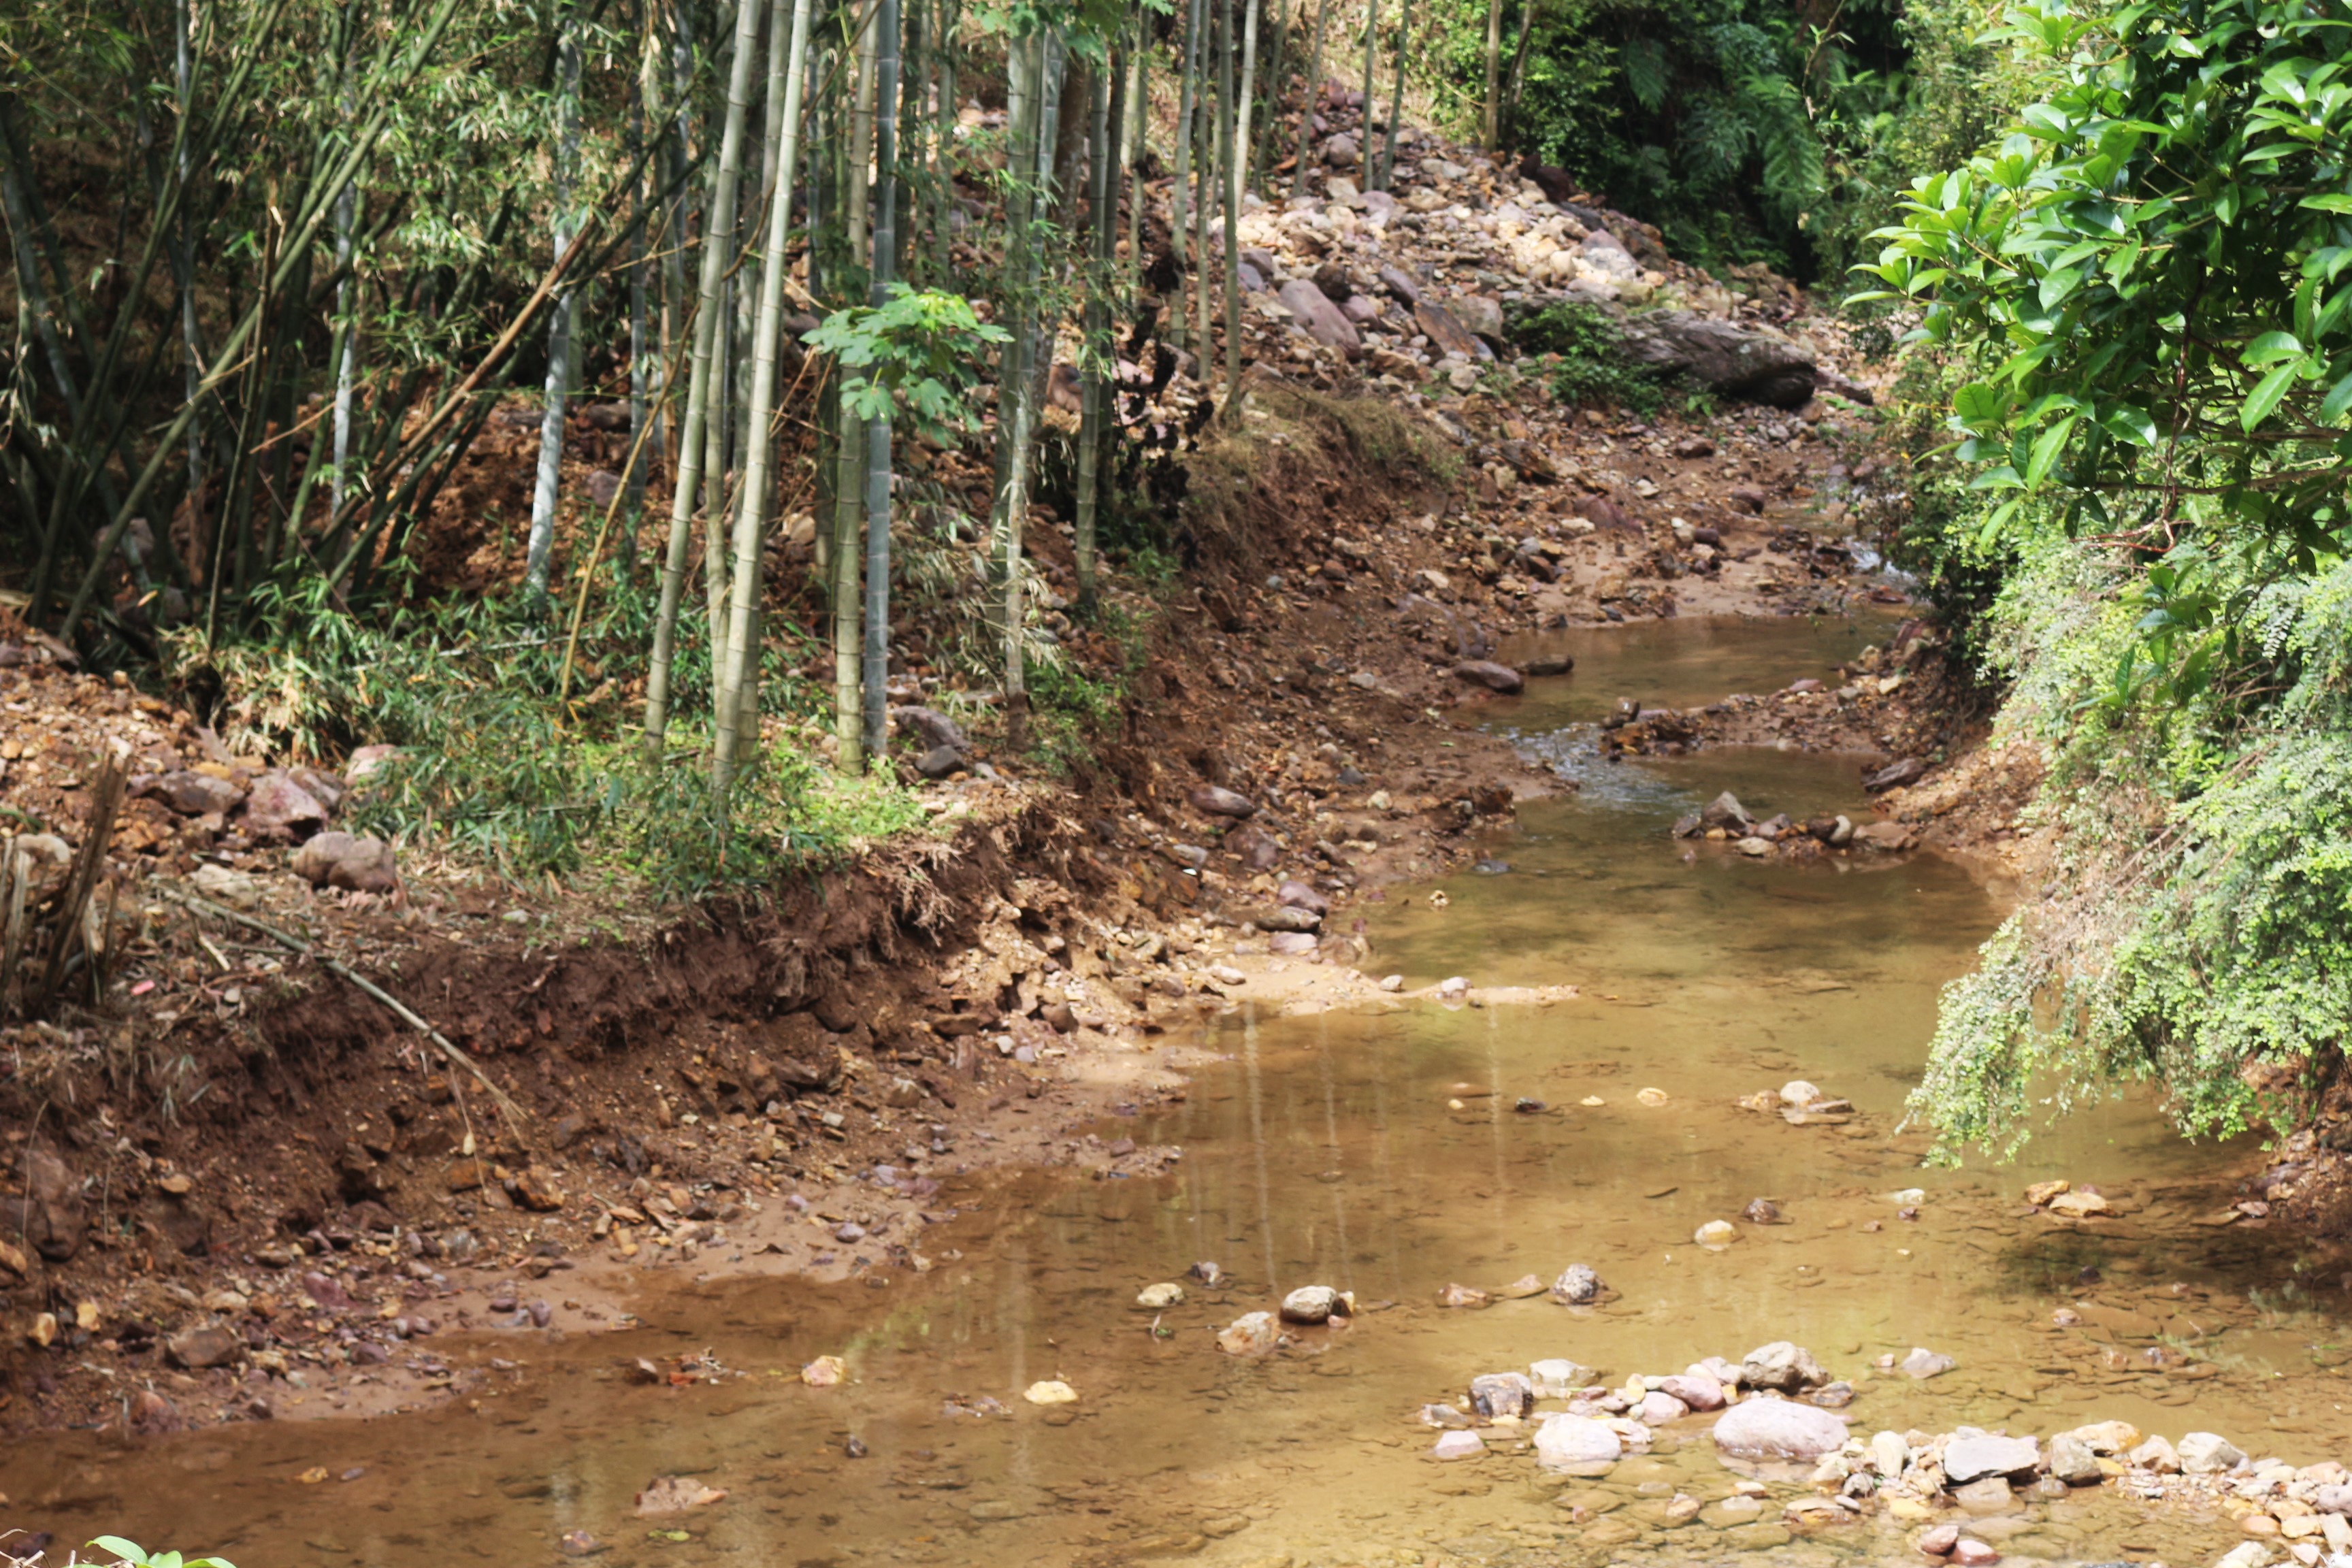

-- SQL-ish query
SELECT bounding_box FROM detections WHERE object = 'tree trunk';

[1217,0,1241,404]
[1073,61,1111,619]
[860,0,901,760]
[1377,0,1407,188]
[1232,0,1261,201]
[525,7,584,600]
[1360,0,1378,152]
[1288,0,1328,199]
[1503,0,1541,144]
[644,0,768,748]
[1169,0,1204,355]
[995,31,1064,752]
[712,0,814,795]
[1482,0,1503,149]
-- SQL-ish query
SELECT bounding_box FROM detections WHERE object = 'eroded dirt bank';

[0,364,1955,1437]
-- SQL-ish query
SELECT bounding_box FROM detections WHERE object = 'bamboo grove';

[0,0,1447,796]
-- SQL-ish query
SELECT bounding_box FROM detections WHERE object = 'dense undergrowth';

[165,573,935,896]
[1867,0,2352,1157]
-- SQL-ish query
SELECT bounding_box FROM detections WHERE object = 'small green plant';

[88,1539,235,1568]
[1514,302,1670,416]
[801,284,1009,443]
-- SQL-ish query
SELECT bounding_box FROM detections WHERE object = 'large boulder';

[1712,1396,1848,1460]
[1277,279,1362,359]
[1617,310,1817,408]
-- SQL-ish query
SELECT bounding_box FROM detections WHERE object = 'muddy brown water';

[10,617,2350,1568]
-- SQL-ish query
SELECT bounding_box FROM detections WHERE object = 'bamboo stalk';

[644,0,771,747]
[860,0,902,760]
[715,0,818,793]
[1289,0,1328,198]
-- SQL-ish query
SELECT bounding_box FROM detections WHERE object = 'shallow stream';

[10,615,2349,1568]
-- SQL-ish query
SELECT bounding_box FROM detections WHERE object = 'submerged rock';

[1217,1311,1278,1355]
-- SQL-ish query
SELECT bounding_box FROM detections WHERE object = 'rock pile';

[1423,1337,2349,1568]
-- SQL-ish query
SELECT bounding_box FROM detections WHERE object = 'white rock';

[1712,1397,1849,1460]
[1944,1434,2041,1484]
[1136,1282,1185,1309]
[1779,1079,1821,1107]
[1022,1379,1077,1405]
[2183,1432,2249,1474]
[1279,1284,1341,1324]
[2216,1544,2274,1568]
[1694,1220,1739,1247]
[1431,1429,1485,1460]
[1530,1358,1591,1396]
[1533,1413,1622,1470]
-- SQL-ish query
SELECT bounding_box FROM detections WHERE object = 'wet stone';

[1742,1340,1827,1391]
[1469,1372,1535,1419]
[1551,1263,1604,1304]
[1902,1347,1957,1379]
[1659,1372,1725,1411]
[1944,1434,2040,1484]
[1711,1396,1847,1460]
[2182,1431,2249,1473]
[1954,1477,2014,1514]
[1531,1359,1593,1396]
[1279,1285,1342,1324]
[1534,1414,1622,1470]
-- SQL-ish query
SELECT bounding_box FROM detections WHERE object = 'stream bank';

[3,613,2346,1568]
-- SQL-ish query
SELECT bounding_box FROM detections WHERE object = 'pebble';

[1431,1430,1486,1460]
[1137,1282,1185,1309]
[1693,1220,1738,1247]
[1022,1380,1077,1405]
[1953,1539,2001,1567]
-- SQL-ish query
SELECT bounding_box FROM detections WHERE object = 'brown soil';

[0,218,1939,1443]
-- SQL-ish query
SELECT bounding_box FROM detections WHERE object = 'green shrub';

[1513,301,1669,415]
